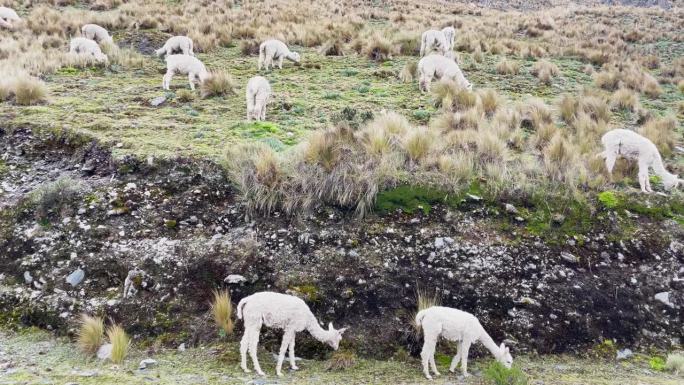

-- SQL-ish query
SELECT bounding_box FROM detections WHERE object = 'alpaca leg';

[429,353,440,376]
[258,52,264,70]
[449,344,461,373]
[188,73,196,90]
[460,341,472,377]
[247,96,254,121]
[163,72,173,90]
[248,326,265,376]
[604,152,617,178]
[288,335,299,370]
[420,337,436,380]
[276,330,294,377]
[278,56,284,69]
[638,160,650,193]
[240,329,251,373]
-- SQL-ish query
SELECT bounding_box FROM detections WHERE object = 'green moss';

[649,356,666,371]
[290,284,321,302]
[598,191,619,209]
[164,219,177,228]
[375,185,460,215]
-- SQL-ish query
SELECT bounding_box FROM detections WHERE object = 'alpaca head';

[289,52,301,63]
[324,322,347,350]
[497,343,513,368]
[93,52,108,64]
[442,26,456,42]
[662,173,681,191]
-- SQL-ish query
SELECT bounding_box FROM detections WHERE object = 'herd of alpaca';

[3,5,676,191]
[236,291,509,380]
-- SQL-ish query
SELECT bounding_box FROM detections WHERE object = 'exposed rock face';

[0,128,682,358]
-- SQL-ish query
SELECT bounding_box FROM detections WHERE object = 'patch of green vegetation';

[483,361,528,385]
[289,284,321,302]
[598,191,619,209]
[649,356,666,372]
[0,159,8,176]
[375,185,460,215]
[525,194,593,240]
[412,109,430,123]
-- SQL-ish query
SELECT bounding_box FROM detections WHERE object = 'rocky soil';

[0,127,682,358]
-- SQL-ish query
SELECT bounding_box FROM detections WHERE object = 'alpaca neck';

[650,153,674,180]
[478,330,502,361]
[306,316,331,343]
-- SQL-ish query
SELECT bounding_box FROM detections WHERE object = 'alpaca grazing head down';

[323,322,347,350]
[496,342,513,368]
[662,173,683,191]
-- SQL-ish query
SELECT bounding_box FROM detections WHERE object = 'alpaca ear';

[328,322,334,331]
[338,327,348,335]
[499,342,505,350]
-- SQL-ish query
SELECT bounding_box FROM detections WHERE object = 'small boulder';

[560,251,578,264]
[149,96,167,107]
[224,274,246,284]
[139,358,158,369]
[66,268,85,287]
[97,344,112,360]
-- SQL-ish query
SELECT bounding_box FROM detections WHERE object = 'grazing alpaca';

[156,36,194,57]
[416,306,512,380]
[246,76,271,121]
[420,29,448,57]
[237,292,347,377]
[600,129,682,192]
[0,6,20,29]
[162,54,209,90]
[81,24,114,44]
[418,54,472,92]
[69,37,108,63]
[258,39,300,70]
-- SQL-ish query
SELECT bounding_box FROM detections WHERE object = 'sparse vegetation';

[200,71,238,98]
[484,361,528,385]
[106,324,130,365]
[665,353,684,375]
[326,350,357,371]
[76,314,104,355]
[211,290,234,336]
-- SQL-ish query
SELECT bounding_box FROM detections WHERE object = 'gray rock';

[654,292,674,308]
[434,237,445,249]
[149,96,167,107]
[66,268,85,287]
[139,358,158,369]
[177,343,186,352]
[505,203,518,214]
[23,271,33,284]
[560,252,578,264]
[224,274,246,284]
[616,348,633,360]
[97,344,112,360]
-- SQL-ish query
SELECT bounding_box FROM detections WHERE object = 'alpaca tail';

[415,309,429,329]
[236,296,249,320]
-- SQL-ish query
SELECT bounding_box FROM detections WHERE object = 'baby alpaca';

[258,39,300,70]
[156,36,194,57]
[237,292,347,377]
[416,306,512,380]
[420,29,448,57]
[600,129,682,192]
[163,54,209,91]
[0,6,20,29]
[69,37,108,63]
[418,54,472,92]
[81,24,114,44]
[246,76,272,121]
[441,27,456,52]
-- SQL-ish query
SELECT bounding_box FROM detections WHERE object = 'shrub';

[211,290,234,335]
[77,314,104,355]
[201,71,238,98]
[29,177,82,221]
[665,353,684,375]
[106,324,130,365]
[484,361,528,385]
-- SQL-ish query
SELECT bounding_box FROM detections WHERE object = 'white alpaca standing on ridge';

[162,54,209,90]
[420,29,448,57]
[237,292,347,377]
[81,24,114,44]
[156,36,194,57]
[416,306,512,380]
[246,76,271,121]
[600,129,682,193]
[418,54,472,92]
[441,27,456,52]
[258,39,300,70]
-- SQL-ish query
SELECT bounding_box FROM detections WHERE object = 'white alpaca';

[600,129,682,192]
[81,24,114,44]
[237,292,347,377]
[416,307,512,380]
[258,39,300,70]
[441,27,456,52]
[162,54,209,91]
[156,36,194,57]
[420,29,448,57]
[418,54,472,92]
[69,37,108,63]
[0,6,20,28]
[246,76,272,121]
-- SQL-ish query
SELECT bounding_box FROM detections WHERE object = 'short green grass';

[1,329,681,385]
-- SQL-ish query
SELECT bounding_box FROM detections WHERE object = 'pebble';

[66,268,85,287]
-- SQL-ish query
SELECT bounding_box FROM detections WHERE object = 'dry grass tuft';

[478,88,502,117]
[211,290,234,335]
[326,350,357,371]
[666,353,684,375]
[531,59,559,84]
[399,60,417,83]
[402,127,433,163]
[496,58,519,75]
[77,314,104,355]
[638,115,677,157]
[431,81,476,111]
[106,324,130,365]
[200,72,238,98]
[12,76,48,106]
[363,33,394,62]
[412,288,440,333]
[610,88,638,111]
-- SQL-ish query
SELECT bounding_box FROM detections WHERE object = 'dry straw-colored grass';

[211,289,234,335]
[106,324,130,365]
[77,314,104,355]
